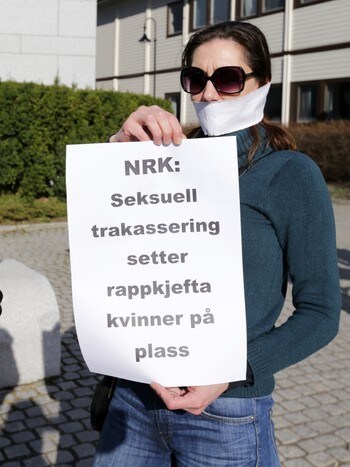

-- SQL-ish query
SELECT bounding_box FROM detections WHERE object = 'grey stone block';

[0,259,60,389]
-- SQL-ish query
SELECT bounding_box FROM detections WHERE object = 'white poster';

[66,137,247,386]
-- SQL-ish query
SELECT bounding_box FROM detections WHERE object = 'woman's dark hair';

[182,21,296,159]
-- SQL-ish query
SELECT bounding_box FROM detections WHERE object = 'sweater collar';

[191,124,272,169]
[227,125,272,169]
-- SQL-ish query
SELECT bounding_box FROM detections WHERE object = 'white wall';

[291,48,350,82]
[0,0,97,88]
[292,0,350,50]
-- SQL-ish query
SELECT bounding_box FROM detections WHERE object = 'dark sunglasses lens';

[213,67,244,94]
[181,68,206,94]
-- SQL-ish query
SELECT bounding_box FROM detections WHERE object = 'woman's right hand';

[109,105,186,146]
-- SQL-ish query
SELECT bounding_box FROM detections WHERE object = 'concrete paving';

[0,199,349,466]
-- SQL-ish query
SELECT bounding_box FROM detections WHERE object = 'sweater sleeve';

[247,153,341,379]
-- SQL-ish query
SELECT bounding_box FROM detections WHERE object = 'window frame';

[324,79,350,120]
[294,0,332,8]
[236,0,285,20]
[265,83,283,122]
[296,82,320,122]
[167,1,183,37]
[290,78,350,123]
[189,0,231,32]
[164,92,181,120]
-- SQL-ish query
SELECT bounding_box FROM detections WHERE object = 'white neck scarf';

[193,82,271,136]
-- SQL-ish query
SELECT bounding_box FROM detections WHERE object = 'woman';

[94,21,340,466]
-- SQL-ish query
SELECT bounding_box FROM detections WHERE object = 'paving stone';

[302,396,320,409]
[76,430,99,443]
[333,388,350,401]
[297,437,325,454]
[2,420,26,433]
[274,415,293,429]
[30,437,57,454]
[278,444,306,459]
[284,412,310,425]
[327,446,350,463]
[0,462,22,467]
[71,397,91,409]
[302,407,329,422]
[67,408,90,421]
[64,372,81,381]
[42,401,61,416]
[317,433,346,448]
[281,400,307,413]
[276,428,302,445]
[306,420,336,435]
[23,455,48,467]
[54,390,76,401]
[313,393,339,405]
[321,403,347,416]
[60,421,85,434]
[26,417,48,429]
[48,449,75,464]
[283,460,314,467]
[326,414,350,428]
[4,443,31,459]
[341,399,350,410]
[73,442,97,458]
[307,450,337,467]
[57,433,77,449]
[334,427,350,442]
[293,424,318,439]
[73,387,94,397]
[76,459,96,467]
[12,431,36,443]
[0,435,11,448]
[3,409,25,422]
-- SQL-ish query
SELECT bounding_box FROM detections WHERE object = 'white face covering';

[193,82,271,136]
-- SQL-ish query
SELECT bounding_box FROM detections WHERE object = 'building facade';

[0,0,97,89]
[96,0,350,126]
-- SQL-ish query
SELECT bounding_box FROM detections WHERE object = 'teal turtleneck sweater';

[219,126,341,398]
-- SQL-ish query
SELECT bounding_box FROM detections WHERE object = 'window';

[325,82,350,120]
[212,0,231,23]
[241,0,258,17]
[238,0,284,18]
[190,0,230,30]
[265,84,282,121]
[292,80,350,122]
[294,0,331,7]
[168,2,183,36]
[264,0,284,11]
[192,0,207,29]
[298,84,317,122]
[165,92,181,120]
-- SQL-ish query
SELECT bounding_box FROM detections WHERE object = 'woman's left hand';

[151,382,229,415]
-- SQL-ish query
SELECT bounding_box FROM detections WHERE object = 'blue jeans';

[93,380,280,466]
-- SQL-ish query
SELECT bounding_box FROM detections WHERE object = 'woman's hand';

[109,105,186,146]
[151,382,229,415]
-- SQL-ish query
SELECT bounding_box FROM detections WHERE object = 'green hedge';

[1,80,349,199]
[288,120,350,183]
[0,81,172,199]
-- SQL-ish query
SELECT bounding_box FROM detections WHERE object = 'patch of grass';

[328,183,350,201]
[0,195,67,224]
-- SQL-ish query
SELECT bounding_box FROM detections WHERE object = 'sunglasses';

[180,66,256,95]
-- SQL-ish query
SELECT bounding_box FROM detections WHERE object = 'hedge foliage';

[0,81,172,199]
[289,120,350,183]
[1,80,349,199]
